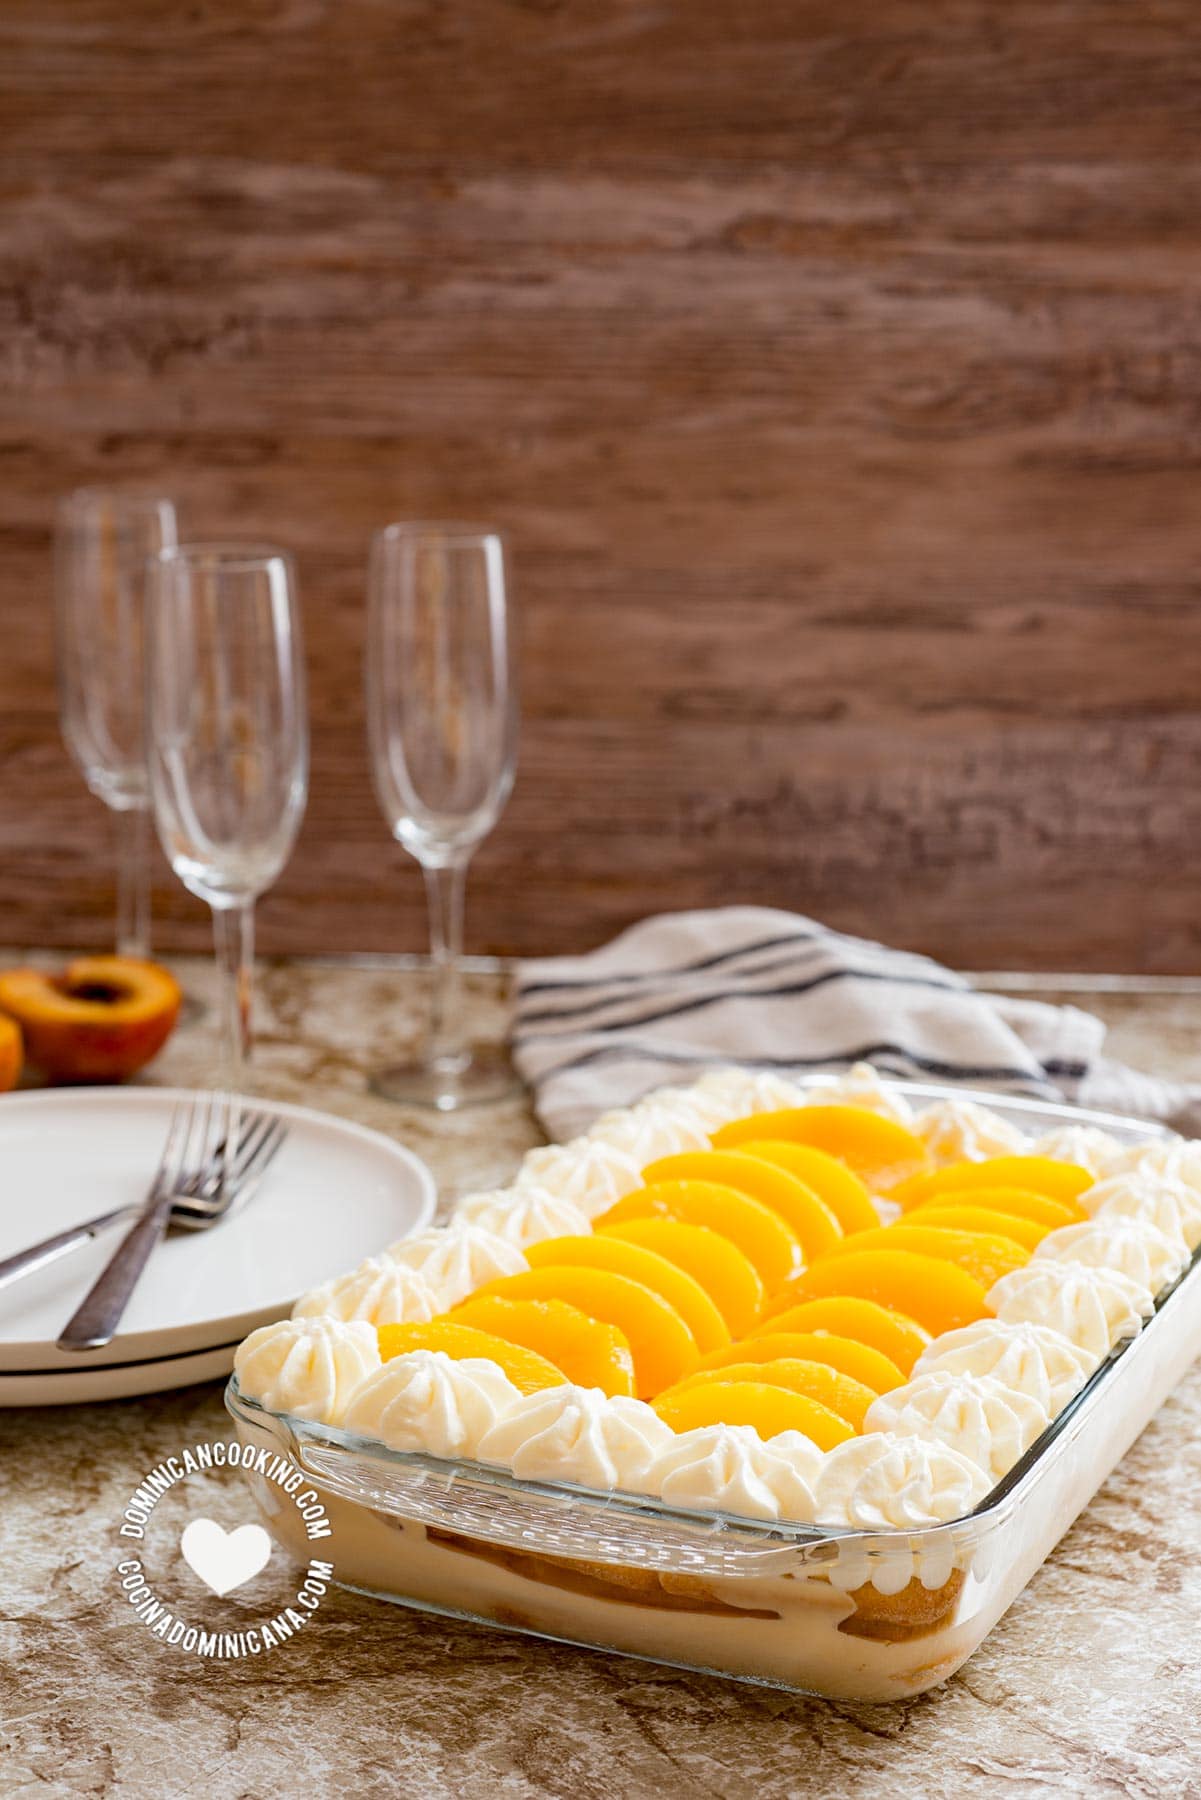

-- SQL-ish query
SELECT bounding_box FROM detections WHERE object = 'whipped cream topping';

[864,1371,1048,1481]
[385,1223,527,1309]
[815,1432,990,1532]
[685,1066,808,1123]
[913,1098,1028,1165]
[477,1385,672,1491]
[1031,1124,1123,1175]
[913,1319,1097,1415]
[1082,1171,1201,1252]
[988,1259,1153,1358]
[343,1350,520,1459]
[805,1062,916,1126]
[515,1137,642,1219]
[453,1185,592,1248]
[234,1316,381,1423]
[649,1424,820,1523]
[1102,1136,1201,1196]
[586,1097,711,1167]
[1036,1217,1189,1296]
[292,1256,440,1328]
[649,1082,740,1134]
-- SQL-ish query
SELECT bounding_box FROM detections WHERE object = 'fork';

[0,1105,278,1296]
[56,1094,287,1353]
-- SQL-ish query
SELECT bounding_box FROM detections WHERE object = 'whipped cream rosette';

[805,1063,916,1126]
[1102,1136,1201,1195]
[913,1319,1097,1415]
[685,1066,807,1123]
[235,1316,381,1423]
[386,1223,527,1308]
[292,1255,440,1328]
[453,1185,592,1248]
[515,1137,643,1218]
[585,1097,712,1166]
[650,1424,821,1523]
[1035,1216,1189,1295]
[343,1350,521,1459]
[1080,1171,1201,1252]
[1032,1124,1123,1174]
[815,1433,990,1533]
[864,1371,1048,1482]
[988,1259,1153,1358]
[477,1386,672,1490]
[912,1098,1028,1165]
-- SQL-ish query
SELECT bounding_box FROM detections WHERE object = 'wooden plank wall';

[2,2,1200,971]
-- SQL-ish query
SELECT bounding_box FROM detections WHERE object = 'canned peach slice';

[642,1150,842,1262]
[698,1331,904,1395]
[524,1235,729,1354]
[376,1322,566,1394]
[785,1249,991,1336]
[713,1105,932,1192]
[598,1218,765,1338]
[596,1180,803,1292]
[663,1358,876,1431]
[447,1296,636,1398]
[828,1224,1028,1291]
[892,1155,1092,1212]
[652,1379,854,1450]
[756,1296,929,1375]
[732,1141,880,1235]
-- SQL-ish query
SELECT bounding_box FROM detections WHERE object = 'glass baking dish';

[225,1087,1201,1701]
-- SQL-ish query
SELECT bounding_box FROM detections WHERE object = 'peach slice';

[0,1015,21,1092]
[699,1331,904,1395]
[733,1141,879,1235]
[892,1155,1093,1212]
[665,1358,877,1430]
[652,1380,854,1449]
[0,956,182,1084]
[904,1202,1048,1252]
[909,1186,1084,1232]
[524,1235,729,1354]
[756,1296,929,1375]
[713,1105,932,1191]
[784,1249,991,1336]
[472,1266,698,1398]
[376,1321,566,1393]
[598,1219,765,1338]
[596,1181,803,1292]
[642,1150,842,1262]
[448,1296,636,1398]
[828,1224,1028,1291]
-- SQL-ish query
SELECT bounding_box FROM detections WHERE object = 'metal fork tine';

[225,1119,287,1201]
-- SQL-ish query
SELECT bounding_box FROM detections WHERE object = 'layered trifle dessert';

[229,1066,1201,1696]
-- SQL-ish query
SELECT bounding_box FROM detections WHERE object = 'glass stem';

[422,856,470,1075]
[212,900,254,1097]
[115,804,152,959]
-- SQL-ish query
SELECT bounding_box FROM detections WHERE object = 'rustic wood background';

[2,2,1200,972]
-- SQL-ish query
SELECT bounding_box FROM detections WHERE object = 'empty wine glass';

[55,488,178,956]
[366,522,519,1110]
[145,545,308,1094]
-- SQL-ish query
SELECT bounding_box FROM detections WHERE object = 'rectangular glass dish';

[225,1087,1201,1702]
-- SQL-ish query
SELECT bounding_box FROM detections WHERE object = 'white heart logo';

[180,1518,273,1597]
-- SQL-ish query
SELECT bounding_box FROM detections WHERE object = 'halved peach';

[447,1296,636,1398]
[0,956,182,1084]
[598,1219,765,1338]
[892,1155,1093,1211]
[756,1295,929,1375]
[699,1331,904,1395]
[713,1105,932,1191]
[596,1180,803,1292]
[376,1321,566,1393]
[642,1150,842,1262]
[524,1235,729,1354]
[734,1141,880,1235]
[664,1358,876,1430]
[783,1249,991,1336]
[652,1379,854,1449]
[0,1015,21,1092]
[473,1265,698,1397]
[827,1224,1028,1291]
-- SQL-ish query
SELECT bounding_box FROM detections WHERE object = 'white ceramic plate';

[0,1087,436,1402]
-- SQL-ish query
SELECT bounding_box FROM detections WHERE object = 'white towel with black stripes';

[512,907,1194,1143]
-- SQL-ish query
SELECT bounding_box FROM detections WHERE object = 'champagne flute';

[366,522,519,1110]
[55,488,178,956]
[145,545,308,1094]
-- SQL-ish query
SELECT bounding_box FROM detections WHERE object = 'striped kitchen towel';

[512,907,1192,1142]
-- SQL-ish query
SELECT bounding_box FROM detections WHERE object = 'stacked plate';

[0,1088,436,1404]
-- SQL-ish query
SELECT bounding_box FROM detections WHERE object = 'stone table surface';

[2,957,1200,1800]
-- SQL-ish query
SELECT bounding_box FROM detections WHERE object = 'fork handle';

[56,1191,175,1352]
[0,1207,138,1294]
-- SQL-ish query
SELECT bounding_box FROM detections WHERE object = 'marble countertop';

[2,958,1200,1799]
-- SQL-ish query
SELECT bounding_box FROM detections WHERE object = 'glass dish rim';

[226,1079,1188,1551]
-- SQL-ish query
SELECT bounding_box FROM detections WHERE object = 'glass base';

[370,1044,521,1112]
